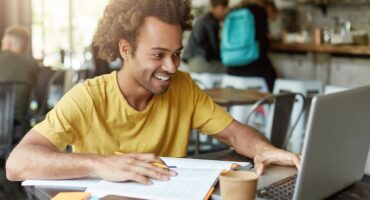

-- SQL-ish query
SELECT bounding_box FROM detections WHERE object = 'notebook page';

[22,178,99,188]
[161,157,252,169]
[86,168,223,200]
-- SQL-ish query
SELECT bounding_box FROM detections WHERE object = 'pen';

[114,152,176,169]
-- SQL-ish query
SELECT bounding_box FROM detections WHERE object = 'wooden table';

[24,150,370,200]
[203,88,270,108]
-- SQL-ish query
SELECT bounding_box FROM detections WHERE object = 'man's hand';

[214,120,300,176]
[6,131,177,183]
[94,153,177,184]
[253,145,301,176]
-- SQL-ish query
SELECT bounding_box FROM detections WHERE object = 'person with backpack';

[183,0,229,74]
[221,0,277,91]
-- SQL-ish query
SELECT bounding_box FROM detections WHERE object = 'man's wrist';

[254,140,275,157]
[85,154,104,177]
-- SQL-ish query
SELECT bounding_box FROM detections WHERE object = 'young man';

[183,0,228,73]
[6,0,299,185]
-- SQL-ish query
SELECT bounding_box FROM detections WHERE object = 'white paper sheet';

[22,178,100,188]
[160,157,252,169]
[86,158,252,200]
[86,168,223,200]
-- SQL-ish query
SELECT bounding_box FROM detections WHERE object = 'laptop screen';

[293,85,370,200]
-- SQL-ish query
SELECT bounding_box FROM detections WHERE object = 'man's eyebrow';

[151,47,183,52]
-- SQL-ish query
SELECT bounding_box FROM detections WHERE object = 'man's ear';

[118,38,131,61]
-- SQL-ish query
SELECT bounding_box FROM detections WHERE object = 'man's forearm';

[231,124,273,158]
[217,120,300,174]
[6,144,100,181]
[215,120,274,158]
[6,131,176,183]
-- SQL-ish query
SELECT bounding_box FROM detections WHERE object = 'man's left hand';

[253,145,301,176]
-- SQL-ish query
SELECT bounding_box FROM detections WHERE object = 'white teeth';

[154,74,170,81]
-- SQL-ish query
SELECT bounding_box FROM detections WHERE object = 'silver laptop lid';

[293,85,370,200]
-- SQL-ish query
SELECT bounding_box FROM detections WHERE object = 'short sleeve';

[190,78,233,135]
[32,83,93,151]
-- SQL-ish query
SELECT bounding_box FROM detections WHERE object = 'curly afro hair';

[93,0,193,62]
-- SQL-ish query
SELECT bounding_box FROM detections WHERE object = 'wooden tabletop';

[203,88,270,107]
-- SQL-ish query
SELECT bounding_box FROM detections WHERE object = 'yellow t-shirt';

[33,71,233,157]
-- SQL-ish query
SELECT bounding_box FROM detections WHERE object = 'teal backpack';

[221,8,259,67]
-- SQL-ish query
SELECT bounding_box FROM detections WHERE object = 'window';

[32,0,109,69]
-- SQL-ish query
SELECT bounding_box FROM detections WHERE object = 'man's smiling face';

[124,17,183,95]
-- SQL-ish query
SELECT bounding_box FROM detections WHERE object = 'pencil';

[152,162,169,168]
[203,187,215,200]
[114,152,173,169]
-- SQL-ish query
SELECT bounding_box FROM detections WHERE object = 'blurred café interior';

[0,0,370,198]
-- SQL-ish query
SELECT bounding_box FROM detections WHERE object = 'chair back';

[273,79,323,153]
[34,68,65,118]
[190,73,223,89]
[246,92,305,149]
[221,75,269,124]
[221,75,269,92]
[324,85,349,94]
[0,82,16,158]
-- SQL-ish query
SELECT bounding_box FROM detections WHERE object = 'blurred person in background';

[0,25,40,142]
[226,0,277,91]
[265,0,278,22]
[183,0,229,73]
[264,0,281,41]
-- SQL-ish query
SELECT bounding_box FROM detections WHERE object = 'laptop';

[213,85,370,200]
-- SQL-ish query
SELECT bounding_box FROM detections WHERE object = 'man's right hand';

[93,153,177,184]
[6,131,177,183]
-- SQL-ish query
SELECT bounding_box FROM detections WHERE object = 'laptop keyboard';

[256,175,297,200]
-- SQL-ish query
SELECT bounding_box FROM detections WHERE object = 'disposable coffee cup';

[219,170,258,200]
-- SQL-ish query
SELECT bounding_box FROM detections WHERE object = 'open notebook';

[86,157,251,200]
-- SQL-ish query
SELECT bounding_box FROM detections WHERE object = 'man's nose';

[163,57,177,74]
